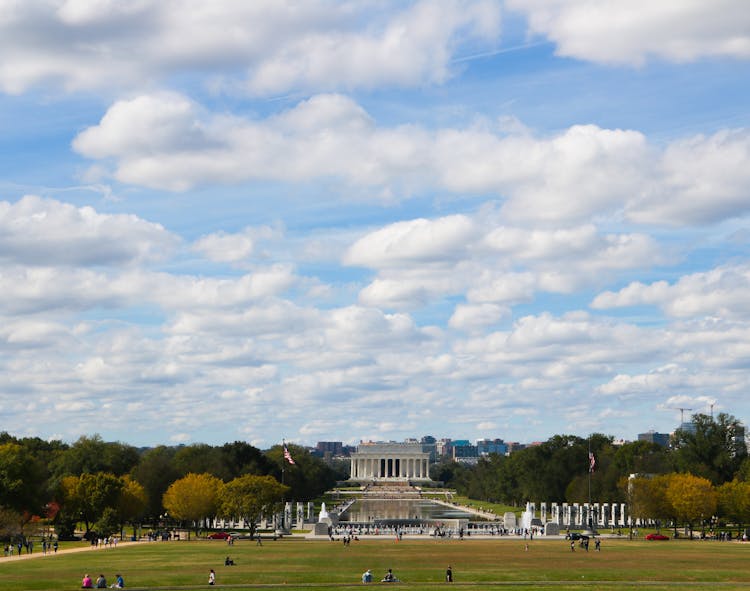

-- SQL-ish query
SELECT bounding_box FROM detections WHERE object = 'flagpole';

[281,438,286,532]
[588,436,591,510]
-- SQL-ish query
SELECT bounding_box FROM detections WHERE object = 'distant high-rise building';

[638,431,670,447]
[678,421,697,434]
[420,435,437,461]
[452,444,478,463]
[476,438,507,456]
[506,442,527,453]
[315,441,343,456]
[436,438,452,457]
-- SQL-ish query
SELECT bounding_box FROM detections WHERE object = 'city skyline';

[1,2,750,448]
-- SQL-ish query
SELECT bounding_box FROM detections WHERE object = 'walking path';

[1,540,140,562]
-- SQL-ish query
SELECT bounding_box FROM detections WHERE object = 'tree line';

[0,435,345,542]
[2,412,748,541]
[434,413,750,533]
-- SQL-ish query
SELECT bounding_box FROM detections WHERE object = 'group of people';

[569,538,601,551]
[361,568,399,583]
[361,566,453,583]
[3,539,57,556]
[81,573,124,588]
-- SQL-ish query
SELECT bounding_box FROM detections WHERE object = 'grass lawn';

[1,537,749,590]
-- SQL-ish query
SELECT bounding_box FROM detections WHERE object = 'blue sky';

[2,1,750,448]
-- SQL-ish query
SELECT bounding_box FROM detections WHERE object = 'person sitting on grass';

[95,574,107,588]
[382,569,399,582]
[225,556,235,566]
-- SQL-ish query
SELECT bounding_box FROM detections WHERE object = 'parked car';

[645,533,669,540]
[207,532,231,540]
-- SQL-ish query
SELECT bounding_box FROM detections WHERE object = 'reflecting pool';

[339,498,483,523]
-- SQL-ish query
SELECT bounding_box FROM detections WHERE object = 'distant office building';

[452,443,479,464]
[476,438,507,456]
[506,442,526,454]
[420,435,437,461]
[315,441,344,456]
[678,421,697,434]
[436,438,452,457]
[732,424,746,456]
[638,431,670,447]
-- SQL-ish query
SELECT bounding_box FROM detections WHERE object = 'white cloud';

[627,129,750,225]
[0,195,177,266]
[592,264,750,320]
[0,0,500,95]
[344,215,475,268]
[509,0,750,66]
[347,213,660,309]
[449,303,507,331]
[74,95,750,228]
[192,226,276,263]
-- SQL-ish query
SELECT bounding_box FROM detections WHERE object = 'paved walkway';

[1,540,140,562]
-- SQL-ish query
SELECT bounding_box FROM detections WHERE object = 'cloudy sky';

[2,1,750,449]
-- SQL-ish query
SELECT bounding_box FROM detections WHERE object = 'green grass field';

[1,537,749,590]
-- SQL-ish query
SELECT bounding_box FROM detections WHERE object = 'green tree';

[0,442,48,517]
[59,472,124,537]
[612,440,670,476]
[735,456,750,482]
[0,506,23,541]
[94,507,121,538]
[716,480,750,536]
[265,444,337,500]
[52,435,139,479]
[665,473,717,538]
[173,444,229,480]
[130,445,180,518]
[218,474,289,539]
[220,441,272,479]
[622,474,671,532]
[671,413,747,484]
[117,476,148,538]
[162,473,223,537]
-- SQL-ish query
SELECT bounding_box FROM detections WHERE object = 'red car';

[207,532,231,540]
[645,533,669,540]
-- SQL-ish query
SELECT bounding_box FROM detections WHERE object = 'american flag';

[283,444,296,465]
[589,451,596,473]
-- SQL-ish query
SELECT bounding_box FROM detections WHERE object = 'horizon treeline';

[437,413,749,505]
[1,412,748,539]
[0,435,345,540]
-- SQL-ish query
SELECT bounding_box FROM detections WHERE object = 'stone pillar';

[283,502,292,530]
[540,502,547,523]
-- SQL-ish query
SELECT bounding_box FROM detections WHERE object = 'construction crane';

[670,407,693,424]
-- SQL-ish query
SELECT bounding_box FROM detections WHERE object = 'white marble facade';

[349,442,431,481]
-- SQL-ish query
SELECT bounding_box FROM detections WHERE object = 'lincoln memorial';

[349,442,431,481]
